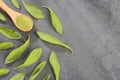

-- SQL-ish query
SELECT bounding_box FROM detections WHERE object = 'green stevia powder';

[16,15,32,30]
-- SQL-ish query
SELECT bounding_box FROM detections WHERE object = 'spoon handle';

[0,0,20,19]
[0,0,33,32]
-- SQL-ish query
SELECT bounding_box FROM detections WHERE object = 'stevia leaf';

[5,35,30,64]
[0,68,9,76]
[23,0,45,19]
[0,42,14,50]
[0,26,21,39]
[29,61,47,80]
[49,51,60,80]
[0,13,6,22]
[43,74,51,80]
[43,6,63,35]
[10,72,25,80]
[36,31,73,53]
[11,0,20,9]
[15,48,43,69]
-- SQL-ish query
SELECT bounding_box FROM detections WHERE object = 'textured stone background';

[1,0,120,80]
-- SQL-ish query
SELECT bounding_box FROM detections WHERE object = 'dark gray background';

[0,0,120,80]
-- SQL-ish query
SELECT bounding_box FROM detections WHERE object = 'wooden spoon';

[0,0,33,32]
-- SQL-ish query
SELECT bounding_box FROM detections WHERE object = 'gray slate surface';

[1,0,120,80]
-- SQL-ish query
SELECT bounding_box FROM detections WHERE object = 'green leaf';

[0,13,7,22]
[0,42,14,50]
[49,51,60,80]
[29,61,47,80]
[0,68,9,76]
[36,31,73,53]
[23,0,45,19]
[0,26,21,39]
[43,6,63,35]
[5,35,30,64]
[15,48,43,69]
[11,0,20,9]
[43,74,51,80]
[10,72,25,80]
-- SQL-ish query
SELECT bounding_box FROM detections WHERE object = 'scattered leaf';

[0,42,14,50]
[49,51,60,80]
[10,72,25,80]
[0,26,21,39]
[43,74,51,80]
[43,6,63,34]
[5,35,30,64]
[36,31,73,53]
[29,61,47,80]
[15,48,43,69]
[0,13,6,22]
[11,0,20,9]
[23,0,45,19]
[0,68,9,76]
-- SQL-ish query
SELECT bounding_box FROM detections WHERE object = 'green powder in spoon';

[16,15,33,31]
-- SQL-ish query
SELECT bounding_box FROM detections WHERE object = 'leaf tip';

[36,31,39,34]
[4,60,10,64]
[14,66,21,70]
[14,66,20,69]
[42,6,48,9]
[71,49,73,53]
[14,67,17,70]
[36,31,42,37]
[58,31,63,35]
[68,47,73,53]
